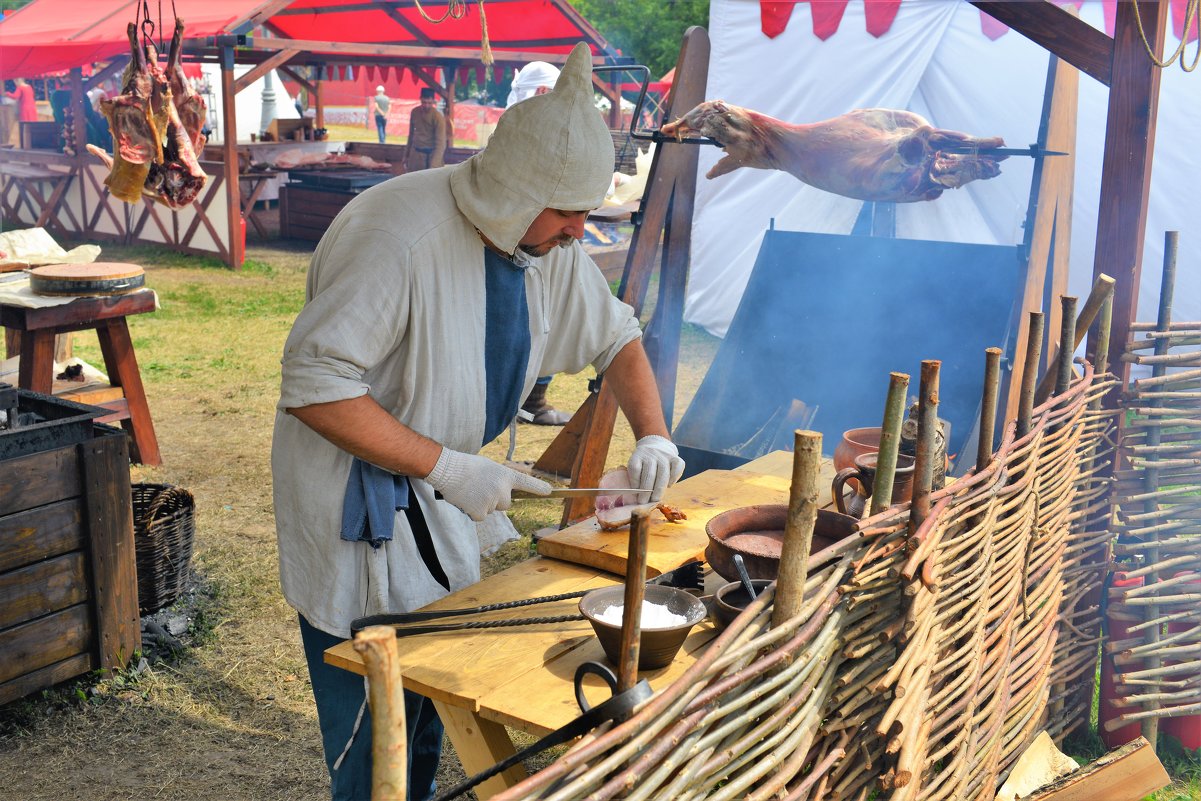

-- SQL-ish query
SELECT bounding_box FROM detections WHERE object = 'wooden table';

[0,163,73,232]
[325,451,834,798]
[1,290,161,465]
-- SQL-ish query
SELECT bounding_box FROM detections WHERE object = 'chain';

[1132,0,1201,72]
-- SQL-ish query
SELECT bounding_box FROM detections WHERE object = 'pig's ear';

[706,153,746,179]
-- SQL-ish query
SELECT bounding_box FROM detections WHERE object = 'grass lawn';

[0,235,1196,799]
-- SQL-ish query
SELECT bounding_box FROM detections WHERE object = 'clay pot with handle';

[832,452,915,519]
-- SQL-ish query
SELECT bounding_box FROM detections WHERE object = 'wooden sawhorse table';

[2,290,161,465]
[0,163,74,232]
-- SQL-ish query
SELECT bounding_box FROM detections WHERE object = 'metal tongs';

[349,561,705,637]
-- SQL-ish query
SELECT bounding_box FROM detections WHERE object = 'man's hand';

[627,435,686,502]
[426,448,551,522]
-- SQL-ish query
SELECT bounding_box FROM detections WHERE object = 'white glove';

[627,435,685,502]
[426,448,551,522]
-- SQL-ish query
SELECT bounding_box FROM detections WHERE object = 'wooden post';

[978,348,1003,472]
[556,27,710,527]
[909,361,941,535]
[314,73,324,130]
[1034,274,1115,403]
[1138,231,1178,750]
[220,45,243,270]
[1090,0,1167,393]
[1055,296,1079,396]
[870,372,909,517]
[618,509,650,692]
[354,626,408,801]
[1017,312,1045,438]
[773,430,821,628]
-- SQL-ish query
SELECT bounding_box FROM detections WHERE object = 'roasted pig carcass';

[90,23,159,203]
[594,468,688,531]
[661,102,1005,203]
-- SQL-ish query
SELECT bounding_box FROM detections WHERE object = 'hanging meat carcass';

[88,23,159,203]
[87,18,207,209]
[661,102,1005,203]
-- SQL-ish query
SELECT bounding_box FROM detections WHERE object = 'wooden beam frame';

[233,48,300,95]
[971,2,1113,86]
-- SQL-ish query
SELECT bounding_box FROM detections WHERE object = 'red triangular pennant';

[760,0,796,38]
[864,0,902,37]
[809,0,850,40]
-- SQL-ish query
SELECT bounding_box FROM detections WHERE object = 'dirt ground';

[0,227,719,801]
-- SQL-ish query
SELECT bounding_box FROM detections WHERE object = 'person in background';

[6,78,38,123]
[372,84,390,143]
[272,42,684,801]
[404,87,447,173]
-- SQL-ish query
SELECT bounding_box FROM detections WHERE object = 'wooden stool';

[1,291,161,465]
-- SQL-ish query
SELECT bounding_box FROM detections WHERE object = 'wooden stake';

[618,508,650,692]
[871,373,910,517]
[1035,274,1115,403]
[1018,312,1045,437]
[1055,296,1079,396]
[774,430,822,628]
[978,348,1003,472]
[909,361,941,535]
[353,626,407,801]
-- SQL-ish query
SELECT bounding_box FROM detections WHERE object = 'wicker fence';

[482,358,1118,801]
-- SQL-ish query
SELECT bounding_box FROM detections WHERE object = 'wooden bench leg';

[18,329,56,394]
[432,700,528,799]
[96,318,161,465]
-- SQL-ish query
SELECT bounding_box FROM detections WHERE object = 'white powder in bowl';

[594,600,689,629]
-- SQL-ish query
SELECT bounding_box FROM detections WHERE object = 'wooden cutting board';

[28,262,145,296]
[535,464,829,577]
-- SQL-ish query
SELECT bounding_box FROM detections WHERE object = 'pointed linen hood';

[450,42,615,256]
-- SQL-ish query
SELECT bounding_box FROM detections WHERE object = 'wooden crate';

[279,184,359,241]
[267,117,314,142]
[0,426,140,705]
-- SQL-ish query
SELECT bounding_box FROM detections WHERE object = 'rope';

[1133,0,1201,72]
[411,0,469,24]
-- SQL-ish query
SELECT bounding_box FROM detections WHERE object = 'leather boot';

[521,381,571,426]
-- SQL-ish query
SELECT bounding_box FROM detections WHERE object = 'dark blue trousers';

[299,615,444,801]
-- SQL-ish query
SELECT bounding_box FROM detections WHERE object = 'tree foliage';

[572,0,709,77]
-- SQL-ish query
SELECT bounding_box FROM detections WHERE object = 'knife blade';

[512,487,652,499]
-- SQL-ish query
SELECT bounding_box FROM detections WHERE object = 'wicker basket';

[132,483,196,615]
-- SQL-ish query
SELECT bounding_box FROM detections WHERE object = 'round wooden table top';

[28,262,146,296]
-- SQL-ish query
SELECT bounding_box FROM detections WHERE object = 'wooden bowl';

[578,584,707,670]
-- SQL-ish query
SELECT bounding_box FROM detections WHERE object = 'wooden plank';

[0,604,91,685]
[0,446,81,518]
[325,558,609,705]
[0,652,93,708]
[221,47,244,269]
[1004,54,1081,425]
[971,2,1113,86]
[0,290,156,332]
[233,48,300,95]
[95,318,161,465]
[0,552,89,630]
[537,465,829,577]
[561,27,711,526]
[80,432,140,671]
[433,701,527,800]
[0,499,86,574]
[1019,736,1169,801]
[1090,1,1167,394]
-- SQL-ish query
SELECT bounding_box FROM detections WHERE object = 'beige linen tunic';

[272,167,639,638]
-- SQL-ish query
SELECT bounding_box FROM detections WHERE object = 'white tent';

[200,64,300,144]
[686,0,1201,338]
